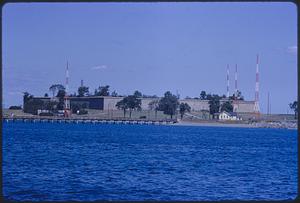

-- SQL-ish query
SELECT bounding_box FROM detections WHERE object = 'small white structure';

[219,111,242,121]
[57,110,65,116]
[37,109,50,115]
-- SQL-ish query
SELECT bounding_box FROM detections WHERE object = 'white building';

[219,111,242,121]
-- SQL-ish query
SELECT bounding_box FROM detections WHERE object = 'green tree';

[143,94,158,98]
[236,90,244,100]
[179,102,191,119]
[133,90,142,98]
[78,86,89,97]
[56,89,66,98]
[158,91,179,119]
[49,84,65,97]
[9,106,22,110]
[116,95,141,118]
[230,90,244,100]
[208,94,221,119]
[220,101,233,112]
[200,91,207,100]
[116,99,128,118]
[126,95,142,118]
[148,99,159,119]
[289,101,298,119]
[206,94,212,100]
[56,89,66,110]
[111,90,118,97]
[94,85,110,96]
[23,92,33,105]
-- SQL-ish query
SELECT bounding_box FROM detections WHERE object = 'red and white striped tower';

[233,64,238,112]
[254,54,260,113]
[226,64,230,98]
[64,61,71,117]
[65,61,69,95]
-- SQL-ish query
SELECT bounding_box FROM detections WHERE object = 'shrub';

[9,106,22,110]
[71,104,81,114]
[78,109,88,115]
[39,112,54,116]
[24,98,44,115]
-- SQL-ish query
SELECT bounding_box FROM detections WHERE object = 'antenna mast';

[66,61,69,95]
[233,64,239,112]
[254,54,260,114]
[235,64,238,96]
[227,64,230,98]
[267,92,270,115]
[64,61,71,117]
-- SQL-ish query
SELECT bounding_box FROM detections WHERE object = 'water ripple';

[2,122,298,201]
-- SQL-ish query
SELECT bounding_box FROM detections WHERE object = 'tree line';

[47,84,245,100]
[48,84,158,98]
[115,91,238,119]
[116,91,190,119]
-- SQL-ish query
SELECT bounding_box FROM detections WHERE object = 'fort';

[29,96,256,113]
[15,55,295,124]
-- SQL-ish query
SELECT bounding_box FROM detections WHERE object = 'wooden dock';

[2,116,178,125]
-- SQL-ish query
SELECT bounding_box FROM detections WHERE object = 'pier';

[2,116,177,125]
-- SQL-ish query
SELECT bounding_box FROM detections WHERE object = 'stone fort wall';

[103,97,255,113]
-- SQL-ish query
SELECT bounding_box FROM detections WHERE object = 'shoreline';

[173,121,255,128]
[3,117,297,130]
[174,120,297,130]
[3,109,297,130]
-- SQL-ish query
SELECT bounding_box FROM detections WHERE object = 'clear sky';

[2,2,297,114]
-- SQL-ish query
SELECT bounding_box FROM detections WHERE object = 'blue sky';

[2,2,297,114]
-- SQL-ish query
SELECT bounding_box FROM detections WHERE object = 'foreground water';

[2,122,298,201]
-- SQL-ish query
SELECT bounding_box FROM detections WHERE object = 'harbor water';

[2,121,298,201]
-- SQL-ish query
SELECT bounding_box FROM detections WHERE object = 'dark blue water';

[2,122,298,201]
